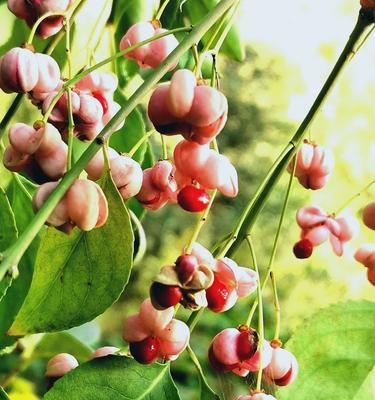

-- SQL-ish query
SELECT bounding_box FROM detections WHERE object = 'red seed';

[175,254,198,284]
[236,328,258,361]
[293,238,313,259]
[150,282,182,309]
[92,91,109,114]
[129,337,159,364]
[206,274,229,312]
[177,185,210,213]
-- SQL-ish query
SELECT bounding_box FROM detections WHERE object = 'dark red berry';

[150,282,182,309]
[129,337,159,364]
[92,91,109,114]
[177,185,210,213]
[293,238,313,259]
[175,254,198,284]
[236,328,258,361]
[206,274,229,312]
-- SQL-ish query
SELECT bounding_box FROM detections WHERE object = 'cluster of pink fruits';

[288,140,374,286]
[1,1,373,398]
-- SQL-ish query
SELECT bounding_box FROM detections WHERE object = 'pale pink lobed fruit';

[189,242,216,268]
[75,70,118,94]
[148,73,228,144]
[8,0,72,39]
[264,347,298,386]
[33,181,69,226]
[34,123,67,179]
[150,160,177,192]
[7,0,31,20]
[33,53,61,93]
[85,147,119,181]
[135,168,168,210]
[76,93,104,125]
[290,142,334,190]
[123,298,189,363]
[184,85,228,144]
[241,340,273,371]
[296,206,358,256]
[354,244,375,269]
[237,394,277,400]
[0,47,38,93]
[208,258,257,312]
[8,123,43,155]
[85,150,143,199]
[167,69,196,118]
[139,298,174,334]
[144,28,178,70]
[123,314,151,343]
[3,145,30,172]
[136,161,178,210]
[174,140,210,178]
[94,184,109,228]
[174,140,238,197]
[31,0,71,15]
[212,328,242,365]
[120,22,155,65]
[91,346,119,359]
[157,319,190,358]
[111,156,143,199]
[363,202,375,230]
[120,22,178,70]
[45,353,78,377]
[65,180,103,231]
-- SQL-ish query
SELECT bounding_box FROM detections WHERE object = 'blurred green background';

[0,0,373,399]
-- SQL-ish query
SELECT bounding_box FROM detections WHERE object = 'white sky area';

[236,0,375,121]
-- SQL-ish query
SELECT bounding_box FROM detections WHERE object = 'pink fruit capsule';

[45,353,78,377]
[33,53,61,93]
[237,394,277,400]
[3,145,31,172]
[0,47,38,93]
[91,346,119,359]
[8,123,43,155]
[32,181,69,227]
[264,347,298,386]
[120,22,178,70]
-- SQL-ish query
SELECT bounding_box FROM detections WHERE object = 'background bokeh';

[0,0,373,399]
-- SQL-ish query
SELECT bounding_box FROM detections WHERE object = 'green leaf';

[30,332,92,363]
[278,301,375,400]
[44,356,181,400]
[0,176,40,350]
[113,0,160,34]
[109,97,147,164]
[0,186,18,300]
[0,387,9,400]
[8,173,134,335]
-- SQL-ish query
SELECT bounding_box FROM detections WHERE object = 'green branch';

[222,9,374,258]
